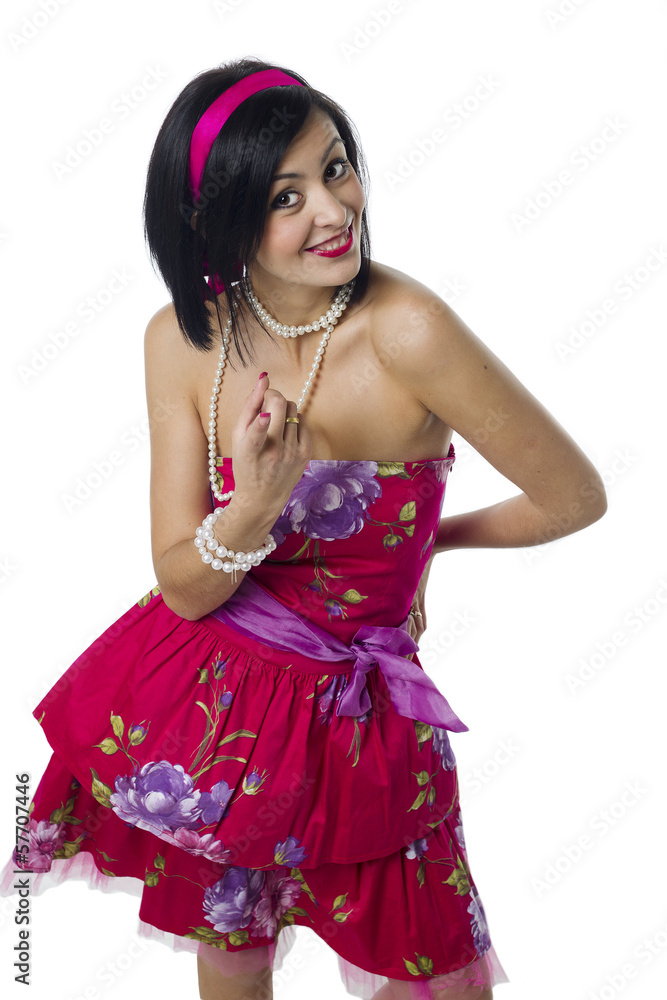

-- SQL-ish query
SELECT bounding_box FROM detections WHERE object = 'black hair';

[142,56,372,366]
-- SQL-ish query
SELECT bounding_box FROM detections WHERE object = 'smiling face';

[246,108,366,302]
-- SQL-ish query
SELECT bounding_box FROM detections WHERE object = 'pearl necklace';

[207,279,355,502]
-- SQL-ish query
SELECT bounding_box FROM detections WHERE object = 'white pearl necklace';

[244,278,353,338]
[207,280,355,502]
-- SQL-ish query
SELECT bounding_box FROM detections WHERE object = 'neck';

[244,274,341,329]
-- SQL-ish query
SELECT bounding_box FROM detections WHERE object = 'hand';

[228,373,312,522]
[406,554,434,647]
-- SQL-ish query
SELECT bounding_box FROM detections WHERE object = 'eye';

[270,157,351,210]
[325,157,350,181]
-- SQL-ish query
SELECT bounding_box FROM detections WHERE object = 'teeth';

[314,225,349,251]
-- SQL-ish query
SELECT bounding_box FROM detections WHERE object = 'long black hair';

[143,56,372,366]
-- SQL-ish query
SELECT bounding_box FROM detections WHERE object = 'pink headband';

[189,68,304,204]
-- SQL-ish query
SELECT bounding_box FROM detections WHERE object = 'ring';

[285,416,300,424]
[409,609,423,619]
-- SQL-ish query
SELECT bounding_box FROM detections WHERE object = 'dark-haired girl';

[1,57,606,1000]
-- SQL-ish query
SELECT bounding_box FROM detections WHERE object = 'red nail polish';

[258,372,268,380]
[259,411,270,419]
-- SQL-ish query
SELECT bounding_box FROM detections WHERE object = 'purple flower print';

[454,811,467,856]
[198,779,235,825]
[162,828,232,863]
[405,837,429,860]
[249,871,303,937]
[212,658,227,680]
[274,835,308,867]
[220,690,233,708]
[110,760,202,834]
[14,819,66,872]
[382,533,402,551]
[276,463,381,541]
[242,769,268,796]
[128,724,148,745]
[431,726,457,770]
[203,867,265,933]
[468,885,491,957]
[314,674,348,726]
[268,515,290,546]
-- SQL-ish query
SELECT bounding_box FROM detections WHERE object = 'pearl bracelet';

[194,507,277,574]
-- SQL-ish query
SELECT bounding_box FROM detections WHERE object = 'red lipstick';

[304,224,354,258]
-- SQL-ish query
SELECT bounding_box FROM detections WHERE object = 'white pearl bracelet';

[194,507,277,573]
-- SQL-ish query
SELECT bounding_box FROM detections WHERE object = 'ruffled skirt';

[1,587,509,997]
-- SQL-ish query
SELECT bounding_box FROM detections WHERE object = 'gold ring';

[285,416,300,424]
[409,609,423,618]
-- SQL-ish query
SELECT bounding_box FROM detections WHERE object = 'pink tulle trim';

[336,945,509,998]
[1,850,509,995]
[0,849,142,902]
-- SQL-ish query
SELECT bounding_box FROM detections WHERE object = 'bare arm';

[381,283,607,555]
[144,307,311,621]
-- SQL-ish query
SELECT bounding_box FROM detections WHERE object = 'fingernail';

[258,372,268,381]
[259,411,270,420]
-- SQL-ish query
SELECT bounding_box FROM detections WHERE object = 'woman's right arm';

[144,307,310,621]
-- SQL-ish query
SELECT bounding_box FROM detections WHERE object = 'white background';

[1,1,666,998]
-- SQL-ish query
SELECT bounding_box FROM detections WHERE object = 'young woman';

[1,57,606,1000]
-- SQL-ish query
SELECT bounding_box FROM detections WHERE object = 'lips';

[305,222,352,252]
[304,223,354,257]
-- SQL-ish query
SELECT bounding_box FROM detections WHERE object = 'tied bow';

[337,626,467,732]
[208,577,468,734]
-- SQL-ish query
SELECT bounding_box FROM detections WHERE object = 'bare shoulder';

[143,300,220,405]
[367,263,607,522]
[144,301,196,366]
[366,260,461,360]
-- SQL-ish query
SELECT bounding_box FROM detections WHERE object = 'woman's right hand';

[227,373,312,523]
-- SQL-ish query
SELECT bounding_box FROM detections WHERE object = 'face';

[247,109,366,296]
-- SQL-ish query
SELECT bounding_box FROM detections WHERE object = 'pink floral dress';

[1,445,509,998]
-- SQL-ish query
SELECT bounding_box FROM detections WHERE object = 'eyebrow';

[271,136,344,182]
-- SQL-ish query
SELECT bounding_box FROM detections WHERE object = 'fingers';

[238,371,270,435]
[283,400,299,442]
[258,389,288,444]
[234,371,310,464]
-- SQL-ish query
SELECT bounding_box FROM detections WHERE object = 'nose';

[310,185,348,232]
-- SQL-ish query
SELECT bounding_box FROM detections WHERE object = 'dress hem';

[0,849,510,995]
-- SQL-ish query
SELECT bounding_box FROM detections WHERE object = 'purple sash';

[208,576,468,734]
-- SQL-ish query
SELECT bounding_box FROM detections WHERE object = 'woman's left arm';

[382,280,608,557]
